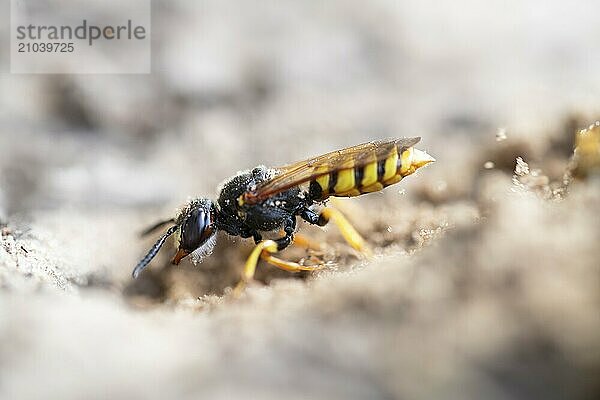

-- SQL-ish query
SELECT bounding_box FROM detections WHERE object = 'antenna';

[132,225,179,278]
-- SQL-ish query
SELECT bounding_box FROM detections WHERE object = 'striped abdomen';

[308,145,434,201]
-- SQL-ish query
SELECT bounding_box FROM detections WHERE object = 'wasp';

[132,137,435,290]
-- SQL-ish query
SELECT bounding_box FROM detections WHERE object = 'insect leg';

[299,208,320,224]
[239,239,278,286]
[318,207,372,256]
[233,239,324,296]
[277,226,321,250]
[239,227,263,244]
[291,233,322,250]
[260,251,324,273]
[273,217,296,250]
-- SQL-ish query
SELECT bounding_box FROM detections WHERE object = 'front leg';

[234,238,323,296]
[239,227,263,244]
[233,217,300,296]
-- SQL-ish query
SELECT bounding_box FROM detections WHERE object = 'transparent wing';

[243,137,421,204]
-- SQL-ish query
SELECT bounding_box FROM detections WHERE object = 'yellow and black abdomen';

[308,145,434,201]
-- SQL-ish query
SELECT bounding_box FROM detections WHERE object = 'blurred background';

[1,1,599,399]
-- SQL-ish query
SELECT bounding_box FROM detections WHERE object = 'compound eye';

[180,208,213,252]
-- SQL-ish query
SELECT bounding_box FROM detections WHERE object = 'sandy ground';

[1,1,600,399]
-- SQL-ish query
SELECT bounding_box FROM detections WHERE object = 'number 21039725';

[17,42,74,53]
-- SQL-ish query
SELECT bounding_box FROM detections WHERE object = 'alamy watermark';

[11,0,151,74]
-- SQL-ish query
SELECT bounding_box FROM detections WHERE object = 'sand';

[1,1,600,399]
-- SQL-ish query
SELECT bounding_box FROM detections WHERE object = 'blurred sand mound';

[2,127,600,399]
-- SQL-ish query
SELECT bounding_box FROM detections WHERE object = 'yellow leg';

[241,240,277,282]
[233,239,323,296]
[320,207,372,256]
[261,252,324,273]
[292,233,322,250]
